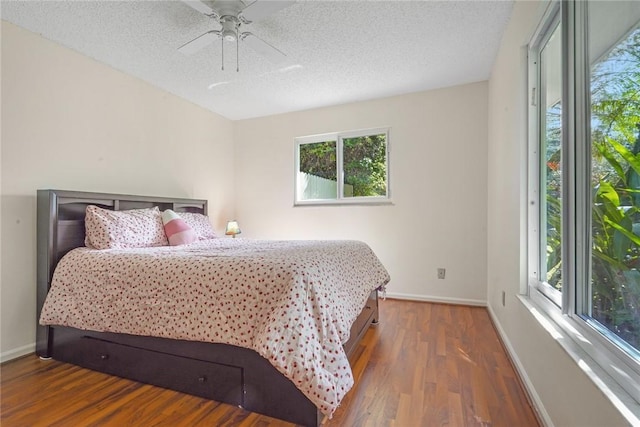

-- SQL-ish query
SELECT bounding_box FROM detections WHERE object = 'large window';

[295,128,389,205]
[529,0,640,406]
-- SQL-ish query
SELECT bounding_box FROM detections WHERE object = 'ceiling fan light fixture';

[222,30,236,41]
[220,16,239,42]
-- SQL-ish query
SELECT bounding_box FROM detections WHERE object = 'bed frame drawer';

[344,291,378,355]
[71,336,244,406]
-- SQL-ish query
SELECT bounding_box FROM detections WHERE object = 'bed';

[36,189,389,426]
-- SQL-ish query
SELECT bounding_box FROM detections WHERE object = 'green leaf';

[598,181,620,206]
[597,182,624,223]
[595,141,626,182]
[604,217,640,246]
[612,216,633,260]
[608,137,640,176]
[593,249,628,270]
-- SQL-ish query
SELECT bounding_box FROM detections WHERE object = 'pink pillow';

[178,212,218,240]
[85,205,168,249]
[161,210,197,246]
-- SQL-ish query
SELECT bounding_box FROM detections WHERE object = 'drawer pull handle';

[198,376,207,383]
[100,354,109,360]
[365,305,371,309]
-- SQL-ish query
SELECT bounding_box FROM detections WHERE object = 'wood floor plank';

[1,299,540,427]
[448,392,464,426]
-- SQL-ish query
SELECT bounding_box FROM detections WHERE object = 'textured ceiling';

[1,0,513,120]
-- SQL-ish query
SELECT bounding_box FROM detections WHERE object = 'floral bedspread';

[40,238,390,416]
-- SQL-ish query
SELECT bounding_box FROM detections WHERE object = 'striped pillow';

[161,210,197,246]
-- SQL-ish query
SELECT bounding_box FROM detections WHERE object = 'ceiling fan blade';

[178,31,220,55]
[242,32,287,64]
[240,1,295,22]
[181,0,219,17]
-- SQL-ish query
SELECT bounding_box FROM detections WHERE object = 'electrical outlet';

[502,291,506,306]
[437,268,446,279]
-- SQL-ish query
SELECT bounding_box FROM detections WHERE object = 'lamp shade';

[225,220,241,237]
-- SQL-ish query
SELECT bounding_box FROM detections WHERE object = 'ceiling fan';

[179,0,294,72]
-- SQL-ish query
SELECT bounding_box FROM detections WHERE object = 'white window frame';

[528,3,563,308]
[294,127,391,206]
[527,0,640,416]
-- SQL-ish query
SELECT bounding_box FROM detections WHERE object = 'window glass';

[297,140,337,201]
[540,22,563,296]
[342,133,388,198]
[588,13,640,358]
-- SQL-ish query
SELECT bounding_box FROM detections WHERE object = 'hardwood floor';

[1,299,540,426]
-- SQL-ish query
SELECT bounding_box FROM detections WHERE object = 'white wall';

[0,22,236,360]
[487,1,629,426]
[234,83,489,305]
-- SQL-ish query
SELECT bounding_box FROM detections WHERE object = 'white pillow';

[178,212,218,240]
[84,205,168,249]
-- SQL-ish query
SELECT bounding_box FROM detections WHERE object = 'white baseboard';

[1,343,35,363]
[486,304,554,427]
[384,291,486,307]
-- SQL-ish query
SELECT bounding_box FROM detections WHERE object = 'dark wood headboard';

[36,189,208,357]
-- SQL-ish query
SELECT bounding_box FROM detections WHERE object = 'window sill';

[293,199,394,207]
[518,294,640,425]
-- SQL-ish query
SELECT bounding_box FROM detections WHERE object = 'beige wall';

[487,1,629,425]
[234,83,489,304]
[0,21,236,360]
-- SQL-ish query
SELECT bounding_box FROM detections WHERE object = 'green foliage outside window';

[343,135,387,197]
[590,27,640,352]
[298,134,387,198]
[299,141,337,181]
[546,27,640,351]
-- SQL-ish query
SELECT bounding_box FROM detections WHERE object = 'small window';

[295,128,390,205]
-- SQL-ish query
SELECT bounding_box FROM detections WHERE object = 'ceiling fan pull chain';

[236,26,240,72]
[221,37,224,71]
